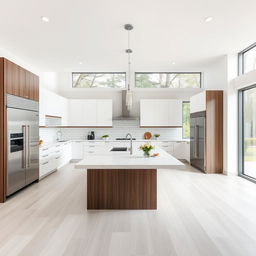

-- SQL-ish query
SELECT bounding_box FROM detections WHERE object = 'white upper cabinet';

[39,88,68,126]
[169,100,182,126]
[68,99,112,126]
[40,88,112,127]
[140,99,182,127]
[96,100,112,126]
[140,99,157,126]
[68,100,86,126]
[190,91,206,113]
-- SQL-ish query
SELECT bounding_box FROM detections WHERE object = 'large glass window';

[239,43,256,74]
[239,85,256,181]
[182,102,190,139]
[135,72,201,88]
[72,72,126,88]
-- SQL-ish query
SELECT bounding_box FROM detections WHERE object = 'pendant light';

[124,24,133,112]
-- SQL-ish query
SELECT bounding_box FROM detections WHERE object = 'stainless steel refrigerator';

[6,94,39,196]
[190,112,206,172]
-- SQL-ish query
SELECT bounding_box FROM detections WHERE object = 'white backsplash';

[39,120,183,143]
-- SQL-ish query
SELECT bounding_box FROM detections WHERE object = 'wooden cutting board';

[144,132,152,140]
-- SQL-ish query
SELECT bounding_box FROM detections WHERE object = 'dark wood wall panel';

[33,75,39,101]
[205,91,223,173]
[0,58,6,202]
[87,169,157,209]
[3,59,39,102]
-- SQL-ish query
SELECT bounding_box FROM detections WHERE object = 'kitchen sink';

[110,147,128,152]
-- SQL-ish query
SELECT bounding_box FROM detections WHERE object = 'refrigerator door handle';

[27,125,30,168]
[194,125,198,158]
[22,125,26,169]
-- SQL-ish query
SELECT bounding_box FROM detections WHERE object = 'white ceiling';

[0,0,256,71]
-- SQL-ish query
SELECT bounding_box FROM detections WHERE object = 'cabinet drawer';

[40,158,56,177]
[40,146,52,154]
[40,153,51,163]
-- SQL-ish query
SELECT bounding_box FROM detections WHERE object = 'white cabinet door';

[68,100,85,126]
[83,100,97,126]
[140,100,157,126]
[185,141,190,162]
[169,100,182,126]
[140,99,182,127]
[155,100,169,126]
[190,91,206,113]
[68,99,112,126]
[97,100,112,126]
[40,88,68,126]
[158,141,174,155]
[72,141,84,159]
[173,141,186,159]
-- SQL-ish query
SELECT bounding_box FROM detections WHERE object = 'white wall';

[56,56,227,117]
[0,47,40,75]
[40,72,59,93]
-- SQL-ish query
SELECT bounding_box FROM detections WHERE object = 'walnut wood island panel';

[87,168,157,209]
[75,146,184,210]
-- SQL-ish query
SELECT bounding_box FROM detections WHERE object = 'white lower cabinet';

[185,141,190,162]
[172,141,190,160]
[40,139,190,179]
[156,141,174,155]
[72,141,84,160]
[60,142,72,166]
[173,141,185,159]
[40,142,72,179]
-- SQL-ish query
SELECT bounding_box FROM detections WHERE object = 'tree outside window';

[135,73,201,88]
[72,73,126,89]
[183,102,190,139]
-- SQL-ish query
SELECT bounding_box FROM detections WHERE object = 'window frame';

[182,101,190,139]
[72,72,127,89]
[238,43,256,75]
[134,72,202,89]
[238,84,256,183]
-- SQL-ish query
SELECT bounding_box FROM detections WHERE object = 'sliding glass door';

[239,85,256,181]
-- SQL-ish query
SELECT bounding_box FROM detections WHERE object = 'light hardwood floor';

[1,164,256,256]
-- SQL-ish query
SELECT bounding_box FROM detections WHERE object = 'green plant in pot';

[101,134,109,140]
[139,143,154,158]
[154,134,160,140]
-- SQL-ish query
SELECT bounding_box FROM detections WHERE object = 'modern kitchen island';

[75,146,184,210]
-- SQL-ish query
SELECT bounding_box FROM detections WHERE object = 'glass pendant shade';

[126,89,133,111]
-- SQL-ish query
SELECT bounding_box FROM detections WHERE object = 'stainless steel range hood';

[113,91,139,121]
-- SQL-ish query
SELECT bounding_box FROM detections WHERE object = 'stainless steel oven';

[7,94,39,196]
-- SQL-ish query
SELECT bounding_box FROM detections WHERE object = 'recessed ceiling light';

[172,61,176,65]
[204,16,213,23]
[78,61,83,65]
[41,16,50,23]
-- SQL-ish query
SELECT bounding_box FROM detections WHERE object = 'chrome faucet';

[126,133,133,155]
[57,130,62,142]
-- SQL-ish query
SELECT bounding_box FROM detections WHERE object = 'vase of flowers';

[139,143,154,158]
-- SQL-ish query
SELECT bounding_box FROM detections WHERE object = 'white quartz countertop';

[40,139,190,149]
[75,146,184,169]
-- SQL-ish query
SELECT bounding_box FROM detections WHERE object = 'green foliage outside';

[183,102,190,139]
[243,88,256,162]
[73,73,126,88]
[136,73,200,88]
[244,138,256,161]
